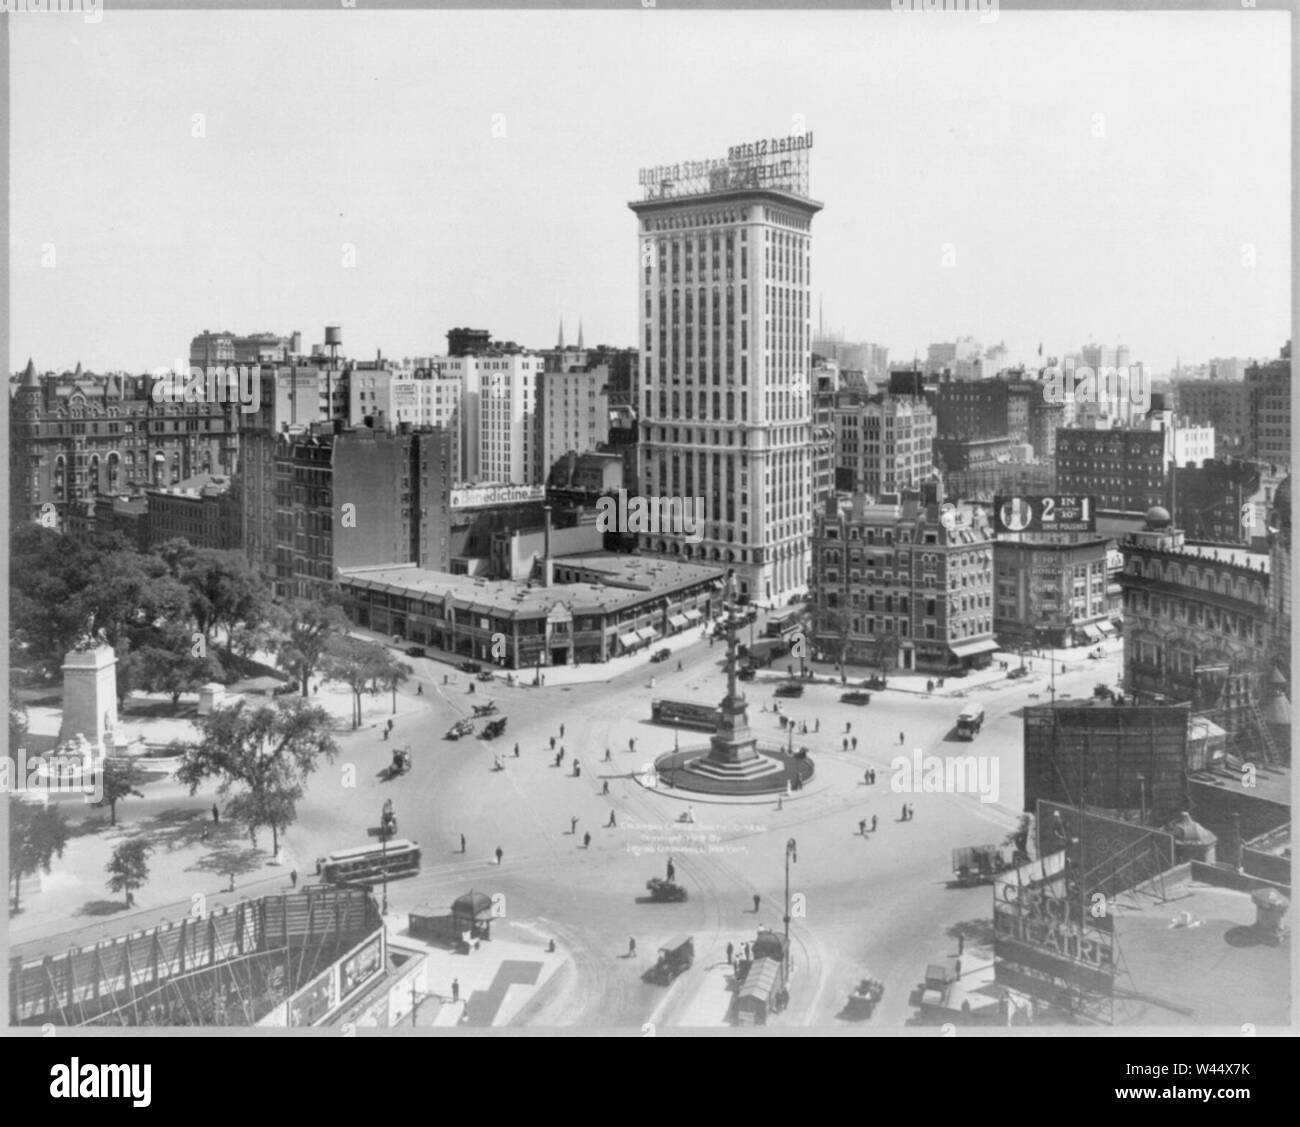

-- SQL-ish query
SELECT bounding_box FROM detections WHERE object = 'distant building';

[1245,342,1291,474]
[1056,411,1216,515]
[9,360,237,527]
[1166,459,1266,549]
[810,488,997,674]
[1174,379,1250,458]
[147,472,240,550]
[832,394,935,497]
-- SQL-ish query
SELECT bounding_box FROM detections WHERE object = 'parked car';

[774,682,804,698]
[457,660,482,674]
[841,691,871,705]
[405,646,426,658]
[737,667,756,682]
[864,675,888,690]
[650,648,672,663]
[1007,666,1028,680]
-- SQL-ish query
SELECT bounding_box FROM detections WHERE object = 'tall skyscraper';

[628,131,821,601]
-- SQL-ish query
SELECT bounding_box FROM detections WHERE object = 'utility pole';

[783,838,797,987]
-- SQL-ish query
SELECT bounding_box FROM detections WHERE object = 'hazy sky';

[10,8,1292,375]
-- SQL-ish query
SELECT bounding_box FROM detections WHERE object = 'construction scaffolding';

[9,888,381,1027]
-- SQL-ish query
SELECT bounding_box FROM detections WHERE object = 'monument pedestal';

[57,645,118,749]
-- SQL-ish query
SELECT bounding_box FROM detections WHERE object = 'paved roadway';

[284,625,1125,1029]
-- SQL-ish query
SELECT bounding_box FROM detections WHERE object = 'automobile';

[476,670,495,682]
[481,717,508,740]
[737,667,756,682]
[1007,666,1029,680]
[645,877,688,903]
[471,701,498,717]
[650,648,672,663]
[647,936,694,985]
[445,718,475,740]
[840,691,871,705]
[774,682,804,698]
[457,661,482,674]
[405,646,426,658]
[864,675,888,690]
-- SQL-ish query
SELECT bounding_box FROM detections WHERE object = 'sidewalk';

[347,624,719,689]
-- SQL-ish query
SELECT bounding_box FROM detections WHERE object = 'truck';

[951,844,1013,886]
[955,702,985,739]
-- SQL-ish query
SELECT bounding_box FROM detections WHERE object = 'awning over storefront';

[948,638,999,659]
[636,627,657,643]
[1107,583,1123,595]
[1096,621,1116,636]
[669,615,689,629]
[618,632,639,648]
[1080,624,1102,642]
[683,608,703,622]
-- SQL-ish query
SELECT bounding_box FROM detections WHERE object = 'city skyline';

[10,9,1291,376]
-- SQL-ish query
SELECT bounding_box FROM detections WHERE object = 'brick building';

[810,488,997,674]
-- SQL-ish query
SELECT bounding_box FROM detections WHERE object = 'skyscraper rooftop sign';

[637,132,813,201]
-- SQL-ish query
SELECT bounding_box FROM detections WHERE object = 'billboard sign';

[994,494,1096,534]
[992,850,1116,996]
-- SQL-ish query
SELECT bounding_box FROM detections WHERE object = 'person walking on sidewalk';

[752,893,761,913]
[460,833,466,853]
[606,810,617,828]
[898,731,905,745]
[871,814,877,832]
[583,831,591,849]
[570,815,578,835]
[495,845,504,865]
[859,819,867,837]
[452,978,460,1002]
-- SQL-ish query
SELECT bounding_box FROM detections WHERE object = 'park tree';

[173,696,337,857]
[276,591,350,697]
[106,838,152,907]
[813,604,853,670]
[96,758,147,826]
[224,785,300,856]
[9,796,69,913]
[9,700,29,753]
[321,635,400,729]
[180,549,272,661]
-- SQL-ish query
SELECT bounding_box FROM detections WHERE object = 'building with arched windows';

[1117,506,1274,755]
[9,359,236,527]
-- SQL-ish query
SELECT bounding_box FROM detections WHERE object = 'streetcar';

[316,839,421,885]
[650,699,724,731]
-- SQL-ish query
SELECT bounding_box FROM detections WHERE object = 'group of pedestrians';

[857,815,878,836]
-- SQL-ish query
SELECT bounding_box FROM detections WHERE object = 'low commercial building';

[339,552,725,668]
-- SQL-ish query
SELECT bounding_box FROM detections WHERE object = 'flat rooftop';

[340,552,724,618]
[1110,882,1291,1027]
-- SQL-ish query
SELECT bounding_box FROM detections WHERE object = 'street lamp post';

[379,799,395,915]
[783,838,797,986]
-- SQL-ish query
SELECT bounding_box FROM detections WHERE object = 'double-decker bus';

[650,699,724,731]
[316,839,421,886]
